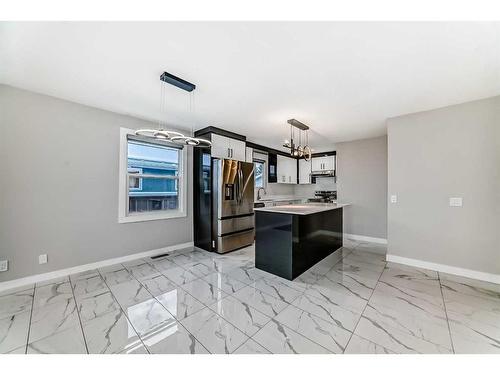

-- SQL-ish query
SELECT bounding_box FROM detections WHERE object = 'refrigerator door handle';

[240,167,244,202]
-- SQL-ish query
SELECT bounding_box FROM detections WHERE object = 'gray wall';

[336,136,388,239]
[387,96,500,274]
[0,85,193,281]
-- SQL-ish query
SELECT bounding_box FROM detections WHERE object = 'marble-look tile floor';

[1,240,499,354]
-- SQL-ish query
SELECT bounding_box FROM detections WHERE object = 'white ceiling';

[1,22,499,151]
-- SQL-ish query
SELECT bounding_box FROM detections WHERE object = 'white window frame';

[118,127,188,223]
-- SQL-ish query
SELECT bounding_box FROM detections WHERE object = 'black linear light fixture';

[283,118,312,161]
[160,71,196,92]
[135,71,210,147]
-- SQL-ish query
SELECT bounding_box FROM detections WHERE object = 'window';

[119,128,187,223]
[254,159,266,188]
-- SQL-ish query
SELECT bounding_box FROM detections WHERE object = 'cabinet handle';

[231,148,233,158]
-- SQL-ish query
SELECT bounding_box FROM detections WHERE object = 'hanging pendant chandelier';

[283,119,312,161]
[135,71,211,147]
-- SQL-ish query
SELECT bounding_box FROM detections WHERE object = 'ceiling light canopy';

[134,71,211,148]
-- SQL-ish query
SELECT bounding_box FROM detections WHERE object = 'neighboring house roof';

[128,158,178,171]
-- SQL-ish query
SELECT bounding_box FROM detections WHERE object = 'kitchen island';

[253,203,348,280]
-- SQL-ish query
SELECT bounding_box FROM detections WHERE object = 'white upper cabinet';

[230,138,246,161]
[299,159,312,184]
[210,133,246,161]
[245,147,253,163]
[311,155,335,171]
[277,155,297,184]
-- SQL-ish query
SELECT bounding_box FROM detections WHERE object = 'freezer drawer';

[217,215,254,236]
[216,229,254,254]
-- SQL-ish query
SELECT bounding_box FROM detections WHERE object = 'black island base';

[254,204,345,280]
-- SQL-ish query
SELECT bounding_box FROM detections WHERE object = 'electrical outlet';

[390,195,398,203]
[39,254,48,264]
[0,260,8,272]
[449,197,463,207]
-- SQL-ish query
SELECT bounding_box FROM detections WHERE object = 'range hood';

[310,170,335,178]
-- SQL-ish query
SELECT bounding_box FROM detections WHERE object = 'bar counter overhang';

[253,203,348,280]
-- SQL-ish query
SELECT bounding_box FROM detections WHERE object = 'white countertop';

[254,195,309,204]
[253,202,349,215]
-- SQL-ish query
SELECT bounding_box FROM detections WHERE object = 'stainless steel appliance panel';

[213,159,255,219]
[216,229,255,254]
[217,215,254,235]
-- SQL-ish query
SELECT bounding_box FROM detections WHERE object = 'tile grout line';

[341,252,387,354]
[97,266,152,354]
[24,284,36,354]
[69,275,90,354]
[437,272,456,354]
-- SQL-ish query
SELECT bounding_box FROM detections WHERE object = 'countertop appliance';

[308,190,337,203]
[212,159,255,253]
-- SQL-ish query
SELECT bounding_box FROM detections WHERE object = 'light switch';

[390,195,397,203]
[0,260,8,272]
[449,197,463,207]
[39,254,48,264]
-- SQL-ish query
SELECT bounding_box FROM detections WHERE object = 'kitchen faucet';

[257,187,266,200]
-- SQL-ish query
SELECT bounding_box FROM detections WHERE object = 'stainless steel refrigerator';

[212,158,255,253]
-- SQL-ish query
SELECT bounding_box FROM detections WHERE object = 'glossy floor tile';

[27,325,87,354]
[181,307,248,353]
[233,338,271,354]
[2,242,500,354]
[155,288,205,320]
[33,282,73,308]
[252,319,331,354]
[76,290,121,322]
[208,295,271,336]
[82,309,142,354]
[28,299,80,344]
[0,311,30,353]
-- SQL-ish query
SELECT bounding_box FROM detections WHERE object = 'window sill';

[118,211,187,224]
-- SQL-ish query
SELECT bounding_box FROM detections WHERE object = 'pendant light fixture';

[283,119,312,161]
[135,71,211,147]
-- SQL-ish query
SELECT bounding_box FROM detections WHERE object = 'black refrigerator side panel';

[268,152,277,183]
[193,147,212,251]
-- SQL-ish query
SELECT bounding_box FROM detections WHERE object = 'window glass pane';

[128,141,179,177]
[254,160,265,188]
[127,140,180,214]
[128,177,179,213]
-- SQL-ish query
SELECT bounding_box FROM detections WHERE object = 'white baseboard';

[0,241,194,293]
[344,233,388,245]
[386,254,500,285]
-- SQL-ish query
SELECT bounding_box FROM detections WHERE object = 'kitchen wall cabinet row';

[203,129,335,185]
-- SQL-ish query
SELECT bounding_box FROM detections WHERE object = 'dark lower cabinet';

[255,208,343,280]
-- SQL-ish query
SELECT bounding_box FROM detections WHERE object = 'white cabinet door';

[289,158,297,183]
[245,147,253,163]
[210,134,231,159]
[311,157,323,171]
[210,134,246,161]
[277,155,297,184]
[230,138,247,162]
[323,155,335,171]
[277,155,287,183]
[299,159,311,184]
